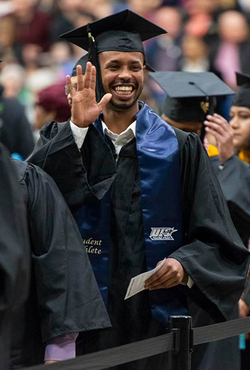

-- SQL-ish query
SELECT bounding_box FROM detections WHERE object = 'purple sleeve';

[44,333,78,361]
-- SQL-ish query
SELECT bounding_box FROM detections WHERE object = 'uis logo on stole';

[83,237,102,254]
[149,227,178,241]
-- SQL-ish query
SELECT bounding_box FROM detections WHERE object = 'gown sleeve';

[216,155,250,245]
[214,156,250,308]
[28,120,116,212]
[0,145,30,311]
[21,162,111,343]
[170,132,250,322]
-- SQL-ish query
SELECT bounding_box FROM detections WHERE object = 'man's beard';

[108,86,143,111]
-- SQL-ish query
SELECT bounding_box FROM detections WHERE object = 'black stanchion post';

[169,316,193,370]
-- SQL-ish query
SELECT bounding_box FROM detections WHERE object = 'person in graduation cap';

[149,71,235,138]
[204,72,250,248]
[8,156,110,368]
[28,10,249,370]
[204,73,250,369]
[150,70,245,370]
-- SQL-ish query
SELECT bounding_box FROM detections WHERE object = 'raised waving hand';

[66,62,112,127]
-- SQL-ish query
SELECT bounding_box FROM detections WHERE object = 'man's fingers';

[84,62,92,89]
[146,266,183,289]
[90,66,96,91]
[146,271,173,288]
[147,274,179,290]
[98,93,112,110]
[77,65,84,91]
[66,75,74,96]
[145,263,167,286]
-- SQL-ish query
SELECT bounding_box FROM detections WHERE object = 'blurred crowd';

[0,0,250,142]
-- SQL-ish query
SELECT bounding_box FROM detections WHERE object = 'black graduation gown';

[28,114,249,370]
[210,155,250,302]
[210,155,250,247]
[0,144,30,370]
[210,154,250,370]
[9,160,110,368]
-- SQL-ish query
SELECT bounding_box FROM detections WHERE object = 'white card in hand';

[124,258,166,300]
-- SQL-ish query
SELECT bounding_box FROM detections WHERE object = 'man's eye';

[239,114,250,119]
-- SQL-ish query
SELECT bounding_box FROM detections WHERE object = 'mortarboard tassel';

[87,25,105,103]
[188,81,216,142]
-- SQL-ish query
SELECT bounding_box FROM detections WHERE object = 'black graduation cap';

[60,9,166,54]
[71,54,89,77]
[149,71,234,122]
[233,72,250,109]
[61,10,165,101]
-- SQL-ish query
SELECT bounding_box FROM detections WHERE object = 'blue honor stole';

[74,120,113,306]
[74,191,111,305]
[74,103,188,323]
[136,104,189,325]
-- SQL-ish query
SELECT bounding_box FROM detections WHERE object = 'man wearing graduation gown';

[204,72,250,370]
[0,143,30,370]
[9,158,110,368]
[149,70,244,370]
[28,10,250,370]
[205,72,250,247]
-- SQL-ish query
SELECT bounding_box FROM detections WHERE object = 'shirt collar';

[101,119,136,140]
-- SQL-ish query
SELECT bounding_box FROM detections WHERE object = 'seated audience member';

[34,82,71,131]
[0,83,34,159]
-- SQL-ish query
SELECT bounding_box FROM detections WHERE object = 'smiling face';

[98,51,145,113]
[229,106,250,150]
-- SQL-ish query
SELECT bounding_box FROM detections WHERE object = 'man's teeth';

[115,86,133,94]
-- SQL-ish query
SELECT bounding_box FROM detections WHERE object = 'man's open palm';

[66,62,112,127]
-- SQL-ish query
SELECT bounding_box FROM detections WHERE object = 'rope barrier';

[193,315,250,345]
[24,315,250,370]
[27,331,174,370]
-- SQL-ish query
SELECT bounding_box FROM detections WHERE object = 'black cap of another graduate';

[233,72,250,109]
[149,71,234,122]
[61,10,165,101]
[71,54,89,77]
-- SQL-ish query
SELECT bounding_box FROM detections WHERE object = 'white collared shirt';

[101,120,136,155]
[70,120,136,155]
